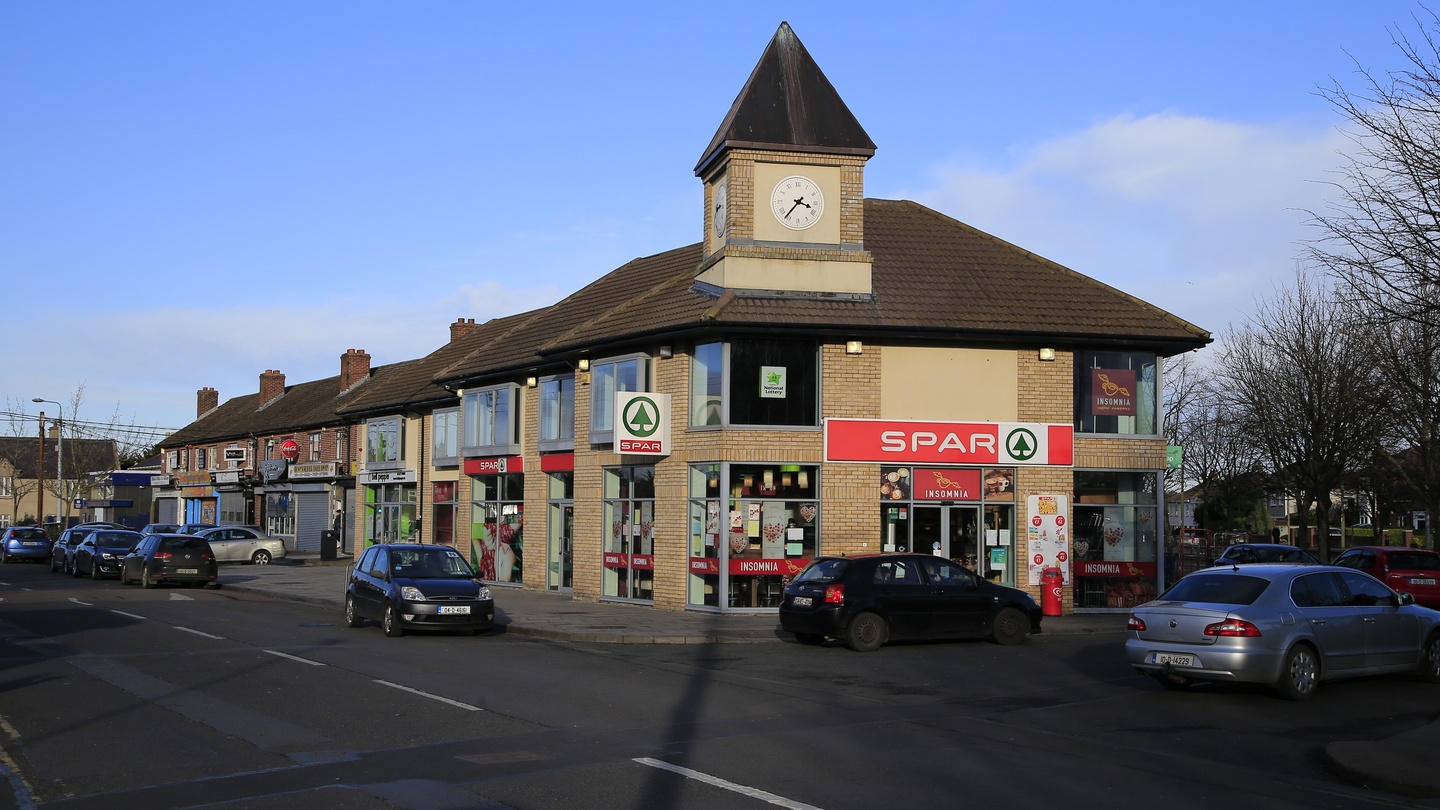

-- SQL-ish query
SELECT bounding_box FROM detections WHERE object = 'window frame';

[589,354,651,444]
[538,373,576,452]
[1074,349,1161,437]
[432,407,461,466]
[365,416,404,468]
[462,384,521,457]
[687,339,821,430]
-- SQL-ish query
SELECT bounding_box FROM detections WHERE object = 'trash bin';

[320,530,339,561]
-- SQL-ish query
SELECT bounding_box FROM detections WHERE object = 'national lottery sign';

[824,418,1074,466]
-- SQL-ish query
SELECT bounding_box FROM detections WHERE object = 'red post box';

[1041,566,1064,616]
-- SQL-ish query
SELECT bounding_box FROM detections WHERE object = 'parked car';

[196,526,287,565]
[175,524,217,535]
[1333,546,1440,609]
[140,523,181,535]
[1,526,54,564]
[345,543,494,637]
[1126,564,1440,700]
[119,534,220,589]
[73,529,143,580]
[50,523,127,573]
[1210,543,1321,567]
[777,553,1043,651]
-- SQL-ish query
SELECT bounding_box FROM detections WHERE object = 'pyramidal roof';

[695,22,876,175]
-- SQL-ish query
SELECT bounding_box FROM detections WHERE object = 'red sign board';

[1073,560,1157,578]
[279,439,300,461]
[463,455,524,476]
[603,553,654,570]
[729,558,811,576]
[911,468,981,501]
[825,419,1073,466]
[690,557,719,575]
[540,453,574,472]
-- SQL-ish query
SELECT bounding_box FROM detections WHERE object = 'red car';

[1333,546,1440,608]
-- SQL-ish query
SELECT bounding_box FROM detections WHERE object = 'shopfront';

[466,455,523,584]
[543,453,574,592]
[603,464,654,602]
[1071,470,1161,609]
[361,468,417,546]
[174,472,216,525]
[878,466,1017,586]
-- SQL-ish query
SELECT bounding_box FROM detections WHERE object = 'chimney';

[341,348,372,392]
[450,317,479,342]
[259,370,286,407]
[197,387,219,418]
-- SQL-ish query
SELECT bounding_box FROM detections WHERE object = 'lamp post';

[32,398,62,527]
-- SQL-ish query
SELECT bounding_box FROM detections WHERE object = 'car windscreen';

[391,549,474,578]
[95,531,141,548]
[793,558,848,584]
[10,528,48,539]
[1387,553,1440,571]
[1159,573,1270,605]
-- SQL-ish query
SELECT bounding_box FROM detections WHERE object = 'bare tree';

[1214,270,1385,561]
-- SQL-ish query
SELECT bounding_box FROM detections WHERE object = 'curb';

[1323,739,1440,798]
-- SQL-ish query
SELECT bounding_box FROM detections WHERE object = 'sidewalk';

[220,554,1440,797]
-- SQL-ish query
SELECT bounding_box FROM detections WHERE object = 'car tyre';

[119,566,131,585]
[1275,643,1319,701]
[141,568,157,589]
[1416,632,1440,683]
[90,561,101,580]
[71,559,83,578]
[844,612,886,652]
[204,582,221,590]
[990,607,1029,645]
[251,549,272,565]
[345,595,365,628]
[382,601,405,637]
[793,632,825,646]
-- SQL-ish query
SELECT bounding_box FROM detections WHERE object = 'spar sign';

[824,418,1074,466]
[615,392,672,455]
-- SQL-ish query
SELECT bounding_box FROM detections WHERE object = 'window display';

[603,465,654,601]
[1072,470,1160,609]
[470,472,523,583]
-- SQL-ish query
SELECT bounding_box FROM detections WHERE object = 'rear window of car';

[1160,573,1270,605]
[11,528,48,539]
[794,558,848,584]
[1386,553,1440,571]
[160,537,208,553]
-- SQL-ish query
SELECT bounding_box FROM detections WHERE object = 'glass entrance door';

[548,503,573,591]
[910,505,981,571]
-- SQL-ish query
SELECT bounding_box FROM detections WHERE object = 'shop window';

[462,385,520,456]
[365,482,417,545]
[432,408,460,465]
[1072,470,1161,609]
[266,491,295,537]
[432,481,456,545]
[724,463,819,609]
[589,356,649,442]
[687,340,818,428]
[539,375,575,451]
[366,416,403,467]
[1075,350,1158,436]
[603,465,655,602]
[470,472,523,584]
[687,463,723,607]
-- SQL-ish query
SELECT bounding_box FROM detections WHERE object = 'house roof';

[695,21,876,176]
[0,436,118,480]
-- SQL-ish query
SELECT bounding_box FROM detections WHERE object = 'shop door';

[911,505,980,569]
[549,504,573,591]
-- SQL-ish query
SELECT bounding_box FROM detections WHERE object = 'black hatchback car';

[779,553,1043,651]
[120,534,220,589]
[346,543,494,637]
[73,529,143,580]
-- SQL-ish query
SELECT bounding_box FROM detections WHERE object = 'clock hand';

[785,198,810,218]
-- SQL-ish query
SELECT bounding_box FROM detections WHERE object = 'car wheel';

[90,561,101,580]
[844,612,886,652]
[119,566,130,585]
[1416,632,1440,683]
[204,582,221,590]
[990,607,1029,645]
[1275,644,1319,701]
[251,549,272,566]
[345,595,365,628]
[382,602,405,637]
[71,559,83,578]
[793,632,825,646]
[141,568,156,589]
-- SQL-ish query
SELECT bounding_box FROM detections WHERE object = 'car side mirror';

[1399,592,1416,606]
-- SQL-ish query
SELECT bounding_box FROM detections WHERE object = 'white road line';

[111,610,146,620]
[68,598,93,606]
[373,679,483,712]
[634,758,823,810]
[169,592,194,601]
[264,650,326,667]
[175,626,224,640]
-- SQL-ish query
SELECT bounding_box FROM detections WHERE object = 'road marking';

[69,597,93,606]
[374,679,482,711]
[111,610,146,620]
[176,626,224,640]
[169,592,194,601]
[265,650,326,667]
[634,758,823,810]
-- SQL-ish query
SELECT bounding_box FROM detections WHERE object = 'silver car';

[1126,564,1440,700]
[196,526,287,565]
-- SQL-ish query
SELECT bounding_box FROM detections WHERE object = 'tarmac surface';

[219,553,1440,798]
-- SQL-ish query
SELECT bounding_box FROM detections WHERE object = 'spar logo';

[616,392,671,456]
[622,396,660,437]
[1005,427,1038,462]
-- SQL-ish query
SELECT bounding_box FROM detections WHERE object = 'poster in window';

[1090,368,1137,416]
[759,366,787,399]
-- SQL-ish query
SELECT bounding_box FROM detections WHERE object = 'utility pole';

[36,412,45,523]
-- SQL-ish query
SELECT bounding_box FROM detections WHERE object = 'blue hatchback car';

[2,526,55,564]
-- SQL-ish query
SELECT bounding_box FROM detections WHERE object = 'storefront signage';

[911,468,981,501]
[289,462,337,479]
[690,557,720,575]
[604,552,654,570]
[149,475,172,487]
[174,472,212,486]
[540,453,574,472]
[1090,368,1137,416]
[760,366,787,398]
[463,455,523,475]
[729,557,810,576]
[279,439,301,461]
[258,459,287,484]
[212,470,241,485]
[1074,560,1157,577]
[223,447,248,462]
[825,419,1073,466]
[182,486,214,498]
[1026,494,1070,586]
[615,392,671,455]
[359,468,417,484]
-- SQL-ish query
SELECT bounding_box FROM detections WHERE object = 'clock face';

[712,180,727,239]
[770,175,824,230]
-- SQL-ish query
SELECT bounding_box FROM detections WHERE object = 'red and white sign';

[464,455,523,476]
[689,557,720,575]
[728,558,811,576]
[279,439,300,461]
[825,419,1073,466]
[1074,560,1157,578]
[603,553,654,570]
[911,468,981,501]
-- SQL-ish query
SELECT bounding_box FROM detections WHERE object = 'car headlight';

[101,552,116,560]
[400,586,426,601]
[476,586,492,601]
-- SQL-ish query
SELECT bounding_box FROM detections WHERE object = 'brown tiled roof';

[428,309,553,389]
[0,437,118,480]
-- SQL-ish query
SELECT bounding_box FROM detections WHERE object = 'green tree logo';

[623,397,660,437]
[1005,428,1038,461]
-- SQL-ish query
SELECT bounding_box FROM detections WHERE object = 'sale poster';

[1026,494,1070,586]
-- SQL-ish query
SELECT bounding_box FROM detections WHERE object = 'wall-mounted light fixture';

[577,358,590,372]
[1039,347,1056,361]
[845,340,863,355]
[525,376,538,388]
[658,345,673,359]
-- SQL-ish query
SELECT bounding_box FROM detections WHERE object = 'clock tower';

[695,22,876,297]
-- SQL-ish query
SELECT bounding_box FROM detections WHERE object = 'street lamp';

[32,398,62,527]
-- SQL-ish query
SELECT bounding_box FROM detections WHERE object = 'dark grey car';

[346,544,494,637]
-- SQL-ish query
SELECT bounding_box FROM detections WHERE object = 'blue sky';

[0,1,1428,442]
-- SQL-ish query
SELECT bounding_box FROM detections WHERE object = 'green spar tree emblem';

[1005,427,1038,461]
[622,396,660,437]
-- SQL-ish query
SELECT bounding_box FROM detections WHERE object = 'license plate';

[439,605,471,615]
[177,568,198,574]
[792,596,813,607]
[24,542,42,546]
[1411,578,1437,586]
[1148,652,1196,667]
